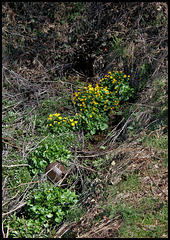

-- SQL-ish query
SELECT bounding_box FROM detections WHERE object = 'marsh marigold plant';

[100,70,134,102]
[48,70,134,135]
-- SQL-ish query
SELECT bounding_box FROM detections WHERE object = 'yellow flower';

[74,121,78,124]
[90,115,92,118]
[48,117,52,121]
[110,76,113,79]
[58,122,60,124]
[70,119,73,122]
[71,122,75,126]
[108,71,111,74]
[128,75,130,77]
[124,75,127,77]
[49,123,52,126]
[58,117,62,120]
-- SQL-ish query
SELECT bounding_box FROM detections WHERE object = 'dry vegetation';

[2,2,168,238]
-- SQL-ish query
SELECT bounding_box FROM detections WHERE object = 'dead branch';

[2,164,29,168]
[2,201,27,218]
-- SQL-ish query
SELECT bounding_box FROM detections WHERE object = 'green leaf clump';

[6,186,78,238]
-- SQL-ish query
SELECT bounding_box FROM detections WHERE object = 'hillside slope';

[2,2,168,238]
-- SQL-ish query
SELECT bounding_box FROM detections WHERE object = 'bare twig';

[2,222,9,238]
[2,164,29,168]
[2,201,27,217]
[2,189,21,207]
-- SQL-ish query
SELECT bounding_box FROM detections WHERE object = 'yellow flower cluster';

[67,118,78,126]
[72,82,113,114]
[100,70,132,99]
[100,71,130,83]
[48,113,61,120]
[48,113,78,127]
[100,72,121,85]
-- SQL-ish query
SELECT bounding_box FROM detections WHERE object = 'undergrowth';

[2,2,167,238]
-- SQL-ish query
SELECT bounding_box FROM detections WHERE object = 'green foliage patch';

[28,135,72,175]
[26,185,78,225]
[6,185,78,238]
